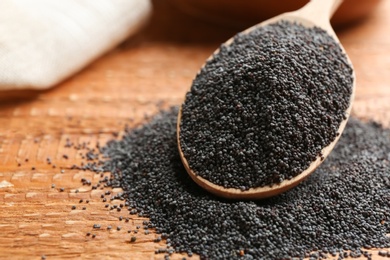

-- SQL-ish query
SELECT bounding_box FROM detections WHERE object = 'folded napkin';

[0,0,151,90]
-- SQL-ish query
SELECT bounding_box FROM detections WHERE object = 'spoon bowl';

[177,0,356,199]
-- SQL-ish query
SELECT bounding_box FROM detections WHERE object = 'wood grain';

[0,1,389,259]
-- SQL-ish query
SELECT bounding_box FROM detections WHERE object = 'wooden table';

[0,1,389,259]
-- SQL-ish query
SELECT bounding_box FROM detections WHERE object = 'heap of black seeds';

[179,20,353,190]
[101,108,389,259]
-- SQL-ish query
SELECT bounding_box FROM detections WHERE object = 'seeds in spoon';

[179,20,353,190]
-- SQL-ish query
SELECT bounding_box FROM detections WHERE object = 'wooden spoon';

[177,0,355,199]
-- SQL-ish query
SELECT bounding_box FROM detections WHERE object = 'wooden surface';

[0,1,390,259]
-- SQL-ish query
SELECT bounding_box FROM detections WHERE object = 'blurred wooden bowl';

[167,0,382,29]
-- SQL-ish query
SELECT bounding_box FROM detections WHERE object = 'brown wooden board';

[0,1,389,259]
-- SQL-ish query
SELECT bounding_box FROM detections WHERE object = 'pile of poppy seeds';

[96,108,390,259]
[179,21,353,189]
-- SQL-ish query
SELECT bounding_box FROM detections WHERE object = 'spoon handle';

[296,0,343,29]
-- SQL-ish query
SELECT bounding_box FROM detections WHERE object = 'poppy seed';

[95,108,390,259]
[179,21,353,190]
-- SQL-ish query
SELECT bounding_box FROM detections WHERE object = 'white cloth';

[0,0,151,90]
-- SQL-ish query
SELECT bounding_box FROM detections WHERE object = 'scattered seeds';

[95,108,390,259]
